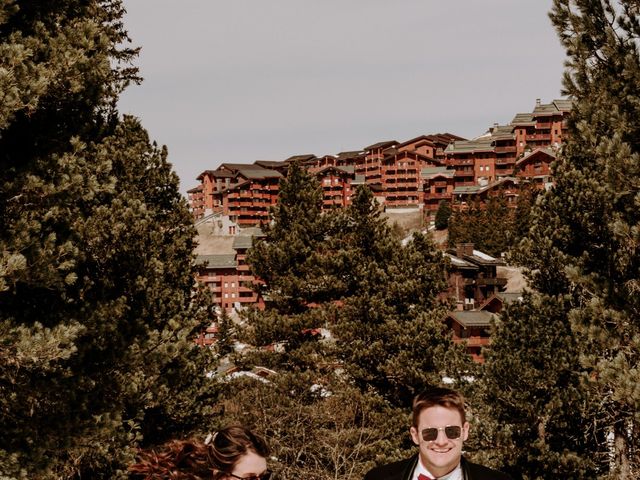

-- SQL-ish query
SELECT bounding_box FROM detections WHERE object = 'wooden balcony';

[424,192,452,200]
[476,277,508,287]
[494,146,516,153]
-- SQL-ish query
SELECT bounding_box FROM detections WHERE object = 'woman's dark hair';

[129,426,270,480]
[209,425,270,476]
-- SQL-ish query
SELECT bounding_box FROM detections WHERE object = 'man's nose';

[433,429,449,444]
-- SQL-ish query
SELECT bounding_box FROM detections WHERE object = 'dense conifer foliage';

[434,200,452,230]
[232,165,472,479]
[447,186,539,257]
[0,2,215,478]
[479,1,640,478]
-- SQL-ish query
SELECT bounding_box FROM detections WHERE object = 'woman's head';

[129,426,270,480]
[209,426,270,480]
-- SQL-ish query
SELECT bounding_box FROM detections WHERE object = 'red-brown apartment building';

[450,177,520,210]
[194,214,265,313]
[444,291,524,362]
[515,147,556,189]
[422,166,455,214]
[513,98,571,157]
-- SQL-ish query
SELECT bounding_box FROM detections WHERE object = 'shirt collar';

[413,458,462,480]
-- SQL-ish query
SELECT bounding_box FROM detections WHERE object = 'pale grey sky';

[118,1,567,194]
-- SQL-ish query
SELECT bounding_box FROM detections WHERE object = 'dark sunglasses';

[421,425,462,441]
[227,470,272,480]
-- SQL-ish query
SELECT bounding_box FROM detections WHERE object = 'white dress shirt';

[412,458,463,480]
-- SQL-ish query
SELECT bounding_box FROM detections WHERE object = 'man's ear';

[462,422,470,441]
[410,426,420,445]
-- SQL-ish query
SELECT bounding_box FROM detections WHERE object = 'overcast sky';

[117,1,567,194]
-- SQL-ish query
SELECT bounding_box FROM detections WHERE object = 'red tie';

[418,474,435,480]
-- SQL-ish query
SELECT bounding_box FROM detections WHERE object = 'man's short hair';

[412,386,466,426]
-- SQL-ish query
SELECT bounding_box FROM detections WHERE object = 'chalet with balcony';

[381,149,442,208]
[285,154,317,167]
[357,140,399,185]
[442,291,524,362]
[490,124,518,178]
[513,98,571,157]
[479,291,524,313]
[451,177,519,210]
[216,164,282,227]
[515,147,556,189]
[397,135,439,158]
[446,243,507,309]
[254,160,288,174]
[194,213,265,313]
[422,166,456,214]
[335,150,365,167]
[311,165,361,209]
[444,310,497,363]
[195,169,235,219]
[443,137,494,186]
[187,184,205,220]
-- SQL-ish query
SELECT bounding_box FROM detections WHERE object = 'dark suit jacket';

[363,454,513,480]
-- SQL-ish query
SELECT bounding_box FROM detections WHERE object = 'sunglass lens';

[421,428,438,441]
[445,426,461,439]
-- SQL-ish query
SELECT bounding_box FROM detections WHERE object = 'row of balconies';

[494,146,516,153]
[526,133,551,141]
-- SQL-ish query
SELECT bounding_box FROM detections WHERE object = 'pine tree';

[331,186,471,407]
[434,200,452,230]
[0,2,215,478]
[475,293,600,478]
[247,161,337,314]
[480,1,640,477]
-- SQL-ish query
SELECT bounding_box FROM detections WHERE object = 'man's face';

[409,405,469,478]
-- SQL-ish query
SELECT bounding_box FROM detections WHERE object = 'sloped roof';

[314,165,356,176]
[236,167,283,179]
[445,253,478,270]
[466,249,504,266]
[365,140,399,151]
[187,184,204,193]
[397,135,437,148]
[533,99,572,116]
[516,147,556,166]
[286,154,317,162]
[219,163,253,172]
[254,160,287,169]
[479,292,524,311]
[445,137,494,154]
[553,98,573,111]
[511,113,535,126]
[447,310,496,328]
[197,169,234,180]
[453,177,518,195]
[240,226,264,237]
[232,235,254,250]
[337,150,364,159]
[422,166,454,178]
[426,133,467,144]
[195,254,237,268]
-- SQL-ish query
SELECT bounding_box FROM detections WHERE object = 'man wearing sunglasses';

[364,386,512,480]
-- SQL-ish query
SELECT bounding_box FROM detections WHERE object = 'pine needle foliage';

[0,2,216,478]
[479,1,640,478]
